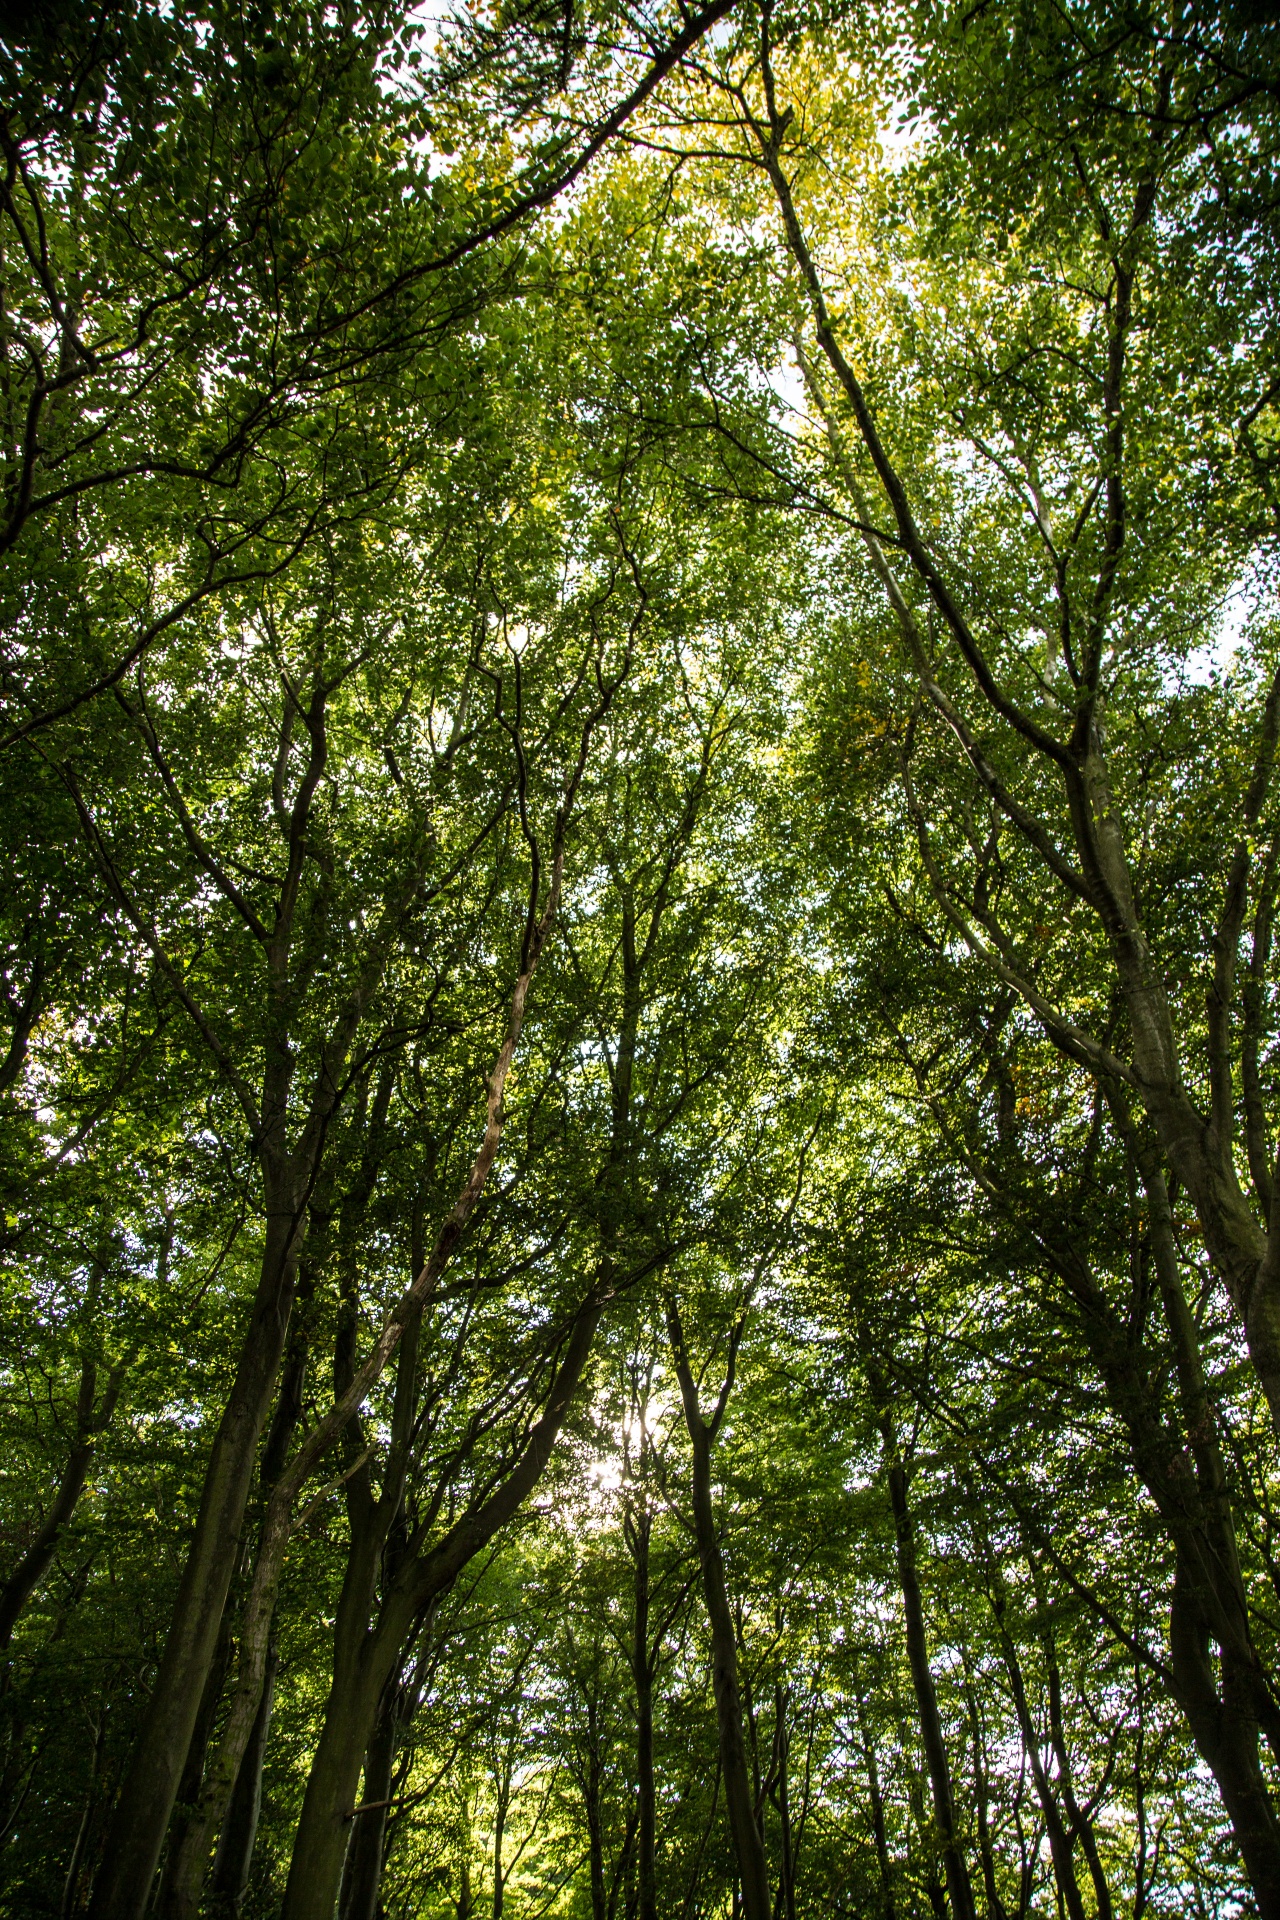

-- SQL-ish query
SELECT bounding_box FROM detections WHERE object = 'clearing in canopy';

[4,0,1280,1914]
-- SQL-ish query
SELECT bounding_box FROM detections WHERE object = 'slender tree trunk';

[606,1802,638,1920]
[339,1680,399,1920]
[89,1195,305,1920]
[1,1248,128,1653]
[667,1303,771,1920]
[988,1610,1086,1920]
[631,1508,658,1920]
[1041,1624,1113,1920]
[907,1776,948,1920]
[1062,1148,1280,1905]
[0,1436,94,1652]
[281,1523,391,1920]
[854,1690,895,1920]
[209,1644,279,1916]
[959,1672,1008,1920]
[492,1766,509,1920]
[61,1708,108,1920]
[773,1684,795,1920]
[873,1394,977,1920]
[584,1729,607,1920]
[158,1266,316,1920]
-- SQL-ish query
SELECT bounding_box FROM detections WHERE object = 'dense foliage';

[3,0,1280,1915]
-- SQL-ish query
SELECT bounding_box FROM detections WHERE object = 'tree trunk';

[773,1684,796,1920]
[907,1776,948,1920]
[60,1707,108,1920]
[1041,1618,1113,1920]
[88,1196,304,1920]
[854,1691,895,1920]
[209,1644,279,1916]
[0,1435,95,1653]
[988,1608,1086,1920]
[157,1266,315,1920]
[281,1517,391,1920]
[1,1248,128,1653]
[632,1509,658,1920]
[339,1679,399,1920]
[667,1303,771,1920]
[281,1294,602,1920]
[153,1560,243,1920]
[1169,1555,1280,1918]
[584,1729,607,1920]
[1045,1157,1280,1906]
[492,1768,509,1920]
[874,1397,976,1920]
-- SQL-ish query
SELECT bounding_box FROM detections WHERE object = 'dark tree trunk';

[873,1392,977,1920]
[580,1702,607,1920]
[773,1684,796,1920]
[989,1608,1086,1920]
[60,1707,108,1920]
[492,1767,509,1920]
[158,1271,315,1920]
[667,1302,771,1920]
[854,1692,895,1920]
[0,1436,94,1653]
[1,1248,128,1654]
[907,1777,948,1920]
[631,1509,657,1920]
[959,1677,1007,1920]
[1041,1618,1113,1920]
[1045,1148,1280,1912]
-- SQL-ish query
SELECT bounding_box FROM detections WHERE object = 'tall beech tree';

[8,0,1280,1915]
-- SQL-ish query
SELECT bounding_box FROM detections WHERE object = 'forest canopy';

[3,1,1280,1916]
